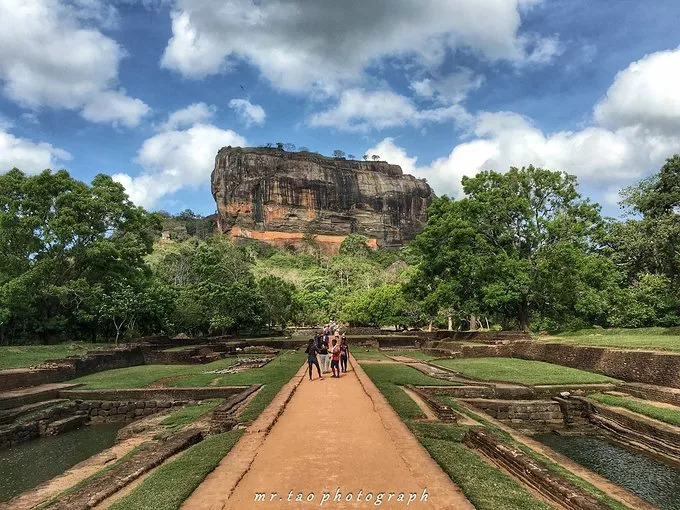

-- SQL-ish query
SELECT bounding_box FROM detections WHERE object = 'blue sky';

[1,1,680,217]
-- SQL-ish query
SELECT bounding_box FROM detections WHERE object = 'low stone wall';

[0,401,82,448]
[464,429,609,510]
[620,383,680,407]
[462,398,573,429]
[416,383,617,400]
[82,399,187,423]
[59,386,251,401]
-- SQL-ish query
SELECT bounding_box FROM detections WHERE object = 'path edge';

[350,355,475,509]
[181,361,308,510]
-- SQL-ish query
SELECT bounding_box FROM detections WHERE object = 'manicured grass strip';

[383,350,437,361]
[166,350,305,423]
[109,430,243,510]
[70,357,242,389]
[0,343,113,370]
[160,400,223,432]
[361,364,459,420]
[589,393,680,427]
[420,435,551,510]
[434,357,617,385]
[551,327,680,352]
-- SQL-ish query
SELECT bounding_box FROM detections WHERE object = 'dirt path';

[183,357,472,510]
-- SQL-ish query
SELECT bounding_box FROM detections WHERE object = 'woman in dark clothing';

[340,337,349,373]
[305,339,323,380]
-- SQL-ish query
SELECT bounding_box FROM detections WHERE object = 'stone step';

[44,414,87,435]
[0,383,80,410]
[0,398,68,425]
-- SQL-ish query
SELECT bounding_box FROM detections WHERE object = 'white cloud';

[228,99,266,127]
[364,138,418,174]
[309,88,470,132]
[157,102,216,131]
[594,47,680,134]
[161,0,558,93]
[410,68,485,104]
[113,120,246,208]
[81,90,151,127]
[0,128,71,174]
[365,47,680,199]
[0,0,148,127]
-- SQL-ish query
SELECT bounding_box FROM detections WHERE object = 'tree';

[371,155,380,161]
[298,146,310,152]
[259,276,300,328]
[276,142,284,150]
[333,150,346,158]
[412,166,606,331]
[342,284,409,328]
[347,154,356,160]
[0,169,160,343]
[339,233,371,258]
[363,155,369,161]
[284,143,296,152]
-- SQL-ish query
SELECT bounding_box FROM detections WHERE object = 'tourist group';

[305,322,349,380]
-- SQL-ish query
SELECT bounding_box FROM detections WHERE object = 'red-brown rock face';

[211,147,434,253]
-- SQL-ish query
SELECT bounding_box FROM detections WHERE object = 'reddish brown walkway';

[183,357,472,509]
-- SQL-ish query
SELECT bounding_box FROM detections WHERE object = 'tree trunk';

[447,315,453,331]
[518,298,530,332]
[428,320,432,332]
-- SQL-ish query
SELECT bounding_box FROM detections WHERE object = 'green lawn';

[160,399,223,432]
[383,350,437,361]
[548,327,680,351]
[109,430,243,510]
[589,393,680,427]
[70,357,241,389]
[0,343,113,370]
[434,357,617,385]
[414,423,551,510]
[351,347,436,361]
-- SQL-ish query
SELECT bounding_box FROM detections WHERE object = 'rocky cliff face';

[211,147,434,252]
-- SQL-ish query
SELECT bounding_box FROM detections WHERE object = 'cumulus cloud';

[161,0,558,93]
[0,0,148,127]
[364,138,418,174]
[0,128,71,174]
[81,90,151,127]
[594,47,680,134]
[157,102,216,131]
[410,68,485,105]
[368,48,680,199]
[309,88,471,132]
[112,110,246,207]
[228,99,266,127]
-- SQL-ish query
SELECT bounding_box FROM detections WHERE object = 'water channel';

[0,423,123,502]
[534,432,680,509]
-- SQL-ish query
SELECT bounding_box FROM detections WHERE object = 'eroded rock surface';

[211,147,434,252]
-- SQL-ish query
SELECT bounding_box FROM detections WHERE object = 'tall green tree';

[412,166,608,331]
[0,169,159,343]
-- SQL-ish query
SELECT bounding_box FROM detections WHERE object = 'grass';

[589,392,680,427]
[69,357,241,389]
[160,399,223,432]
[0,342,113,370]
[434,357,617,385]
[361,364,459,421]
[162,345,198,352]
[109,430,243,510]
[382,349,437,361]
[548,327,680,351]
[167,350,305,423]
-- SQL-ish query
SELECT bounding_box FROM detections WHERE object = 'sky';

[1,0,680,217]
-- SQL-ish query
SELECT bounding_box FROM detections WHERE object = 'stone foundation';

[464,429,609,510]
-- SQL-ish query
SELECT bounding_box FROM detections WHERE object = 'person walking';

[305,339,322,381]
[330,338,341,378]
[318,336,330,373]
[340,337,349,373]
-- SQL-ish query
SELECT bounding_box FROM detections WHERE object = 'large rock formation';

[211,147,434,253]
